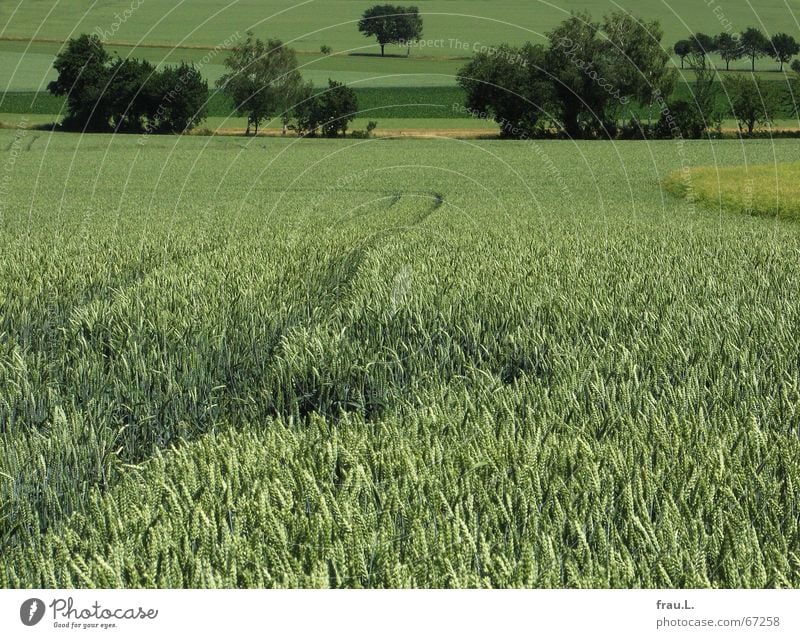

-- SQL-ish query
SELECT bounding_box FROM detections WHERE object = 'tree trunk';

[381,43,385,57]
[254,120,259,136]
[245,119,251,136]
[563,105,580,138]
[726,59,730,71]
[680,58,684,69]
[752,55,755,72]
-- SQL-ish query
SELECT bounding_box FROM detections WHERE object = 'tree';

[740,27,770,72]
[47,34,112,131]
[691,59,724,134]
[714,32,743,71]
[545,13,610,137]
[107,57,157,132]
[793,59,800,75]
[216,33,306,136]
[150,63,209,133]
[602,11,674,123]
[457,43,551,138]
[769,33,800,72]
[657,99,703,138]
[660,57,722,138]
[729,74,774,135]
[691,32,715,66]
[358,5,423,57]
[674,39,692,69]
[294,80,359,137]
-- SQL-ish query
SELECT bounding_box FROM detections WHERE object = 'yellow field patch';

[664,162,800,221]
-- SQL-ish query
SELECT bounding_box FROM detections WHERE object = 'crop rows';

[2,134,800,587]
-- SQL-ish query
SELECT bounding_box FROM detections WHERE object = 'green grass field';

[2,131,800,587]
[0,87,472,120]
[2,0,799,92]
[3,0,798,54]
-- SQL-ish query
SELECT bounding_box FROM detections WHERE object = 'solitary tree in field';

[217,33,307,135]
[714,32,743,71]
[358,5,423,57]
[740,27,770,71]
[770,33,800,72]
[674,39,692,69]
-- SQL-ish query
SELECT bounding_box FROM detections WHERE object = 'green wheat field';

[2,132,800,587]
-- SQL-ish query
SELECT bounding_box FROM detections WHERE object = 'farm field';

[2,132,800,587]
[2,0,800,92]
[2,0,798,55]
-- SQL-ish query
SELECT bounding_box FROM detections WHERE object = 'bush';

[351,121,378,138]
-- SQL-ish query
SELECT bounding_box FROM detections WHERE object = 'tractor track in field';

[312,190,445,313]
[251,190,448,421]
[2,190,449,543]
[5,189,446,421]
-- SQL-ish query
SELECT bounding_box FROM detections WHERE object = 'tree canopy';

[48,35,208,133]
[294,80,359,137]
[770,33,800,72]
[714,33,743,71]
[216,33,308,135]
[47,34,113,131]
[740,27,770,72]
[673,40,692,69]
[358,5,423,56]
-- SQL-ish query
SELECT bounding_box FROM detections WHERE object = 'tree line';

[48,34,209,133]
[49,33,362,137]
[457,12,800,140]
[46,8,800,140]
[674,29,799,72]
